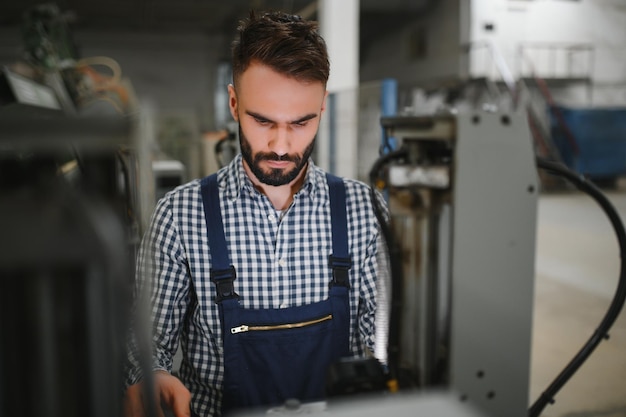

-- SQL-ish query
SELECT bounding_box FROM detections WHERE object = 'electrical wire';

[76,56,122,85]
[368,147,409,386]
[73,56,129,113]
[529,158,626,417]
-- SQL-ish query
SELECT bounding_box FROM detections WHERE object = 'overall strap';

[200,174,238,303]
[326,173,352,287]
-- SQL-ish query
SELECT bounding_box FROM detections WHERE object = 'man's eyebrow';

[291,113,318,124]
[245,110,318,124]
[246,111,271,122]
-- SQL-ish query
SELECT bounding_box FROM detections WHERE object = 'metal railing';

[516,42,595,80]
[461,40,517,98]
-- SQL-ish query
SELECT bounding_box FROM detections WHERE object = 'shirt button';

[278,258,287,267]
[280,303,288,309]
[268,214,276,221]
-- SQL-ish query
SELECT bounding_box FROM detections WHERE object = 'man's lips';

[264,160,293,169]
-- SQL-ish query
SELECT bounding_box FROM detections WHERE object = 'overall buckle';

[329,255,352,288]
[210,266,239,303]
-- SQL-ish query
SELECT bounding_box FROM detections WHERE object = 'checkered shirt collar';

[221,154,326,203]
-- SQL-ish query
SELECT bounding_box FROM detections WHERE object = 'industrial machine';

[362,110,626,417]
[0,5,146,417]
[373,111,538,417]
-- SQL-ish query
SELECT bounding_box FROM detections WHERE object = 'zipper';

[230,314,333,334]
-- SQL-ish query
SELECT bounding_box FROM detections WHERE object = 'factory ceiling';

[0,0,436,43]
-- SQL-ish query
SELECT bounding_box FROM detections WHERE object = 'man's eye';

[293,121,308,128]
[255,118,270,125]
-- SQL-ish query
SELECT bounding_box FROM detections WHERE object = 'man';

[124,10,388,417]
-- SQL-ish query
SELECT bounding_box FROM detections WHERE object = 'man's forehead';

[231,63,325,122]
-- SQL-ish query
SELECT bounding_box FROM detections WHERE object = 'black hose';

[529,158,626,417]
[368,147,409,383]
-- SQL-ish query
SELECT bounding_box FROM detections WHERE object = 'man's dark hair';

[231,10,330,88]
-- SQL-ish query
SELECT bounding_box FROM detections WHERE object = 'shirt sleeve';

[125,195,190,386]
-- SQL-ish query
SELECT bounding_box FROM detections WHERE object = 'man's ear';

[320,90,328,115]
[228,84,238,121]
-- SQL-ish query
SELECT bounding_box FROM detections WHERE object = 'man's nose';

[268,126,290,156]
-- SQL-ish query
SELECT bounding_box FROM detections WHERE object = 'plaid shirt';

[126,154,388,416]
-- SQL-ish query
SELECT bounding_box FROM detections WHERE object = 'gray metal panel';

[234,391,488,417]
[449,112,538,416]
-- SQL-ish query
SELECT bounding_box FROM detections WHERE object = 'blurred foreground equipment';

[0,4,152,416]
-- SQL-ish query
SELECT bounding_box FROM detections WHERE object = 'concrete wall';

[470,0,626,80]
[359,0,626,107]
[359,0,462,89]
[468,0,626,106]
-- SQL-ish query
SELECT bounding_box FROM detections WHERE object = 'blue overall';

[200,173,352,415]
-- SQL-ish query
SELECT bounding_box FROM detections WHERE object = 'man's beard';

[239,125,315,186]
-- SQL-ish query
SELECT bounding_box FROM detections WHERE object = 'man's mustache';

[255,153,300,163]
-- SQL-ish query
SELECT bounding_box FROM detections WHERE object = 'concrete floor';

[530,183,626,417]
